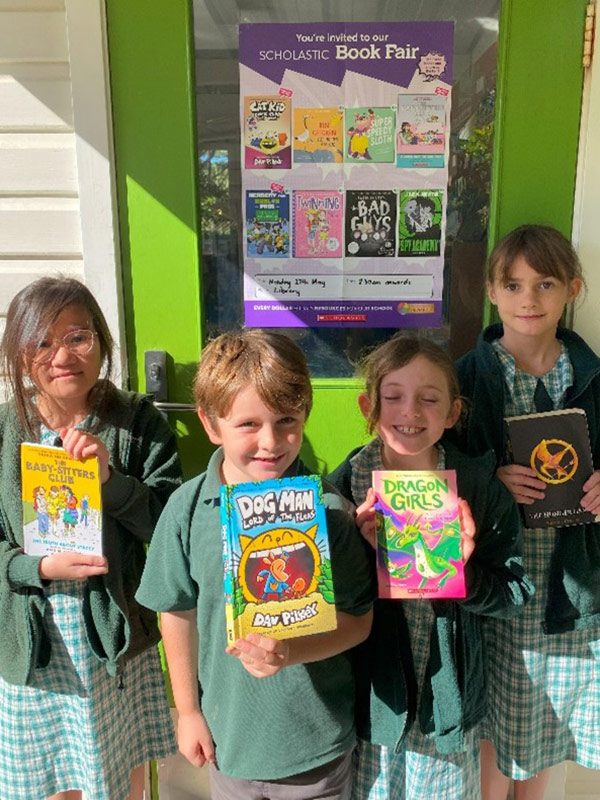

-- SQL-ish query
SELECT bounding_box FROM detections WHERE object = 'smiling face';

[199,385,305,485]
[359,354,461,470]
[27,304,101,414]
[487,255,581,347]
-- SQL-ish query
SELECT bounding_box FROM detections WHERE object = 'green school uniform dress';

[0,386,181,800]
[473,336,600,779]
[456,325,600,779]
[329,438,532,800]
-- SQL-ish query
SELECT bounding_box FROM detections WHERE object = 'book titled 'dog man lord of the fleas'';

[506,408,597,528]
[20,442,103,557]
[220,475,337,642]
[373,469,466,599]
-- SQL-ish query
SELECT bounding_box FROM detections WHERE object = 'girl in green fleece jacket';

[0,277,181,800]
[328,334,532,800]
[455,225,600,800]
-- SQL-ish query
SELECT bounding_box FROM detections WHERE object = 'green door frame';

[106,0,587,477]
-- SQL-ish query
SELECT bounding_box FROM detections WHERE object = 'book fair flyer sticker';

[418,51,448,81]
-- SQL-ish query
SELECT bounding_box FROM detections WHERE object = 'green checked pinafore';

[0,424,176,800]
[480,341,600,779]
[349,439,480,800]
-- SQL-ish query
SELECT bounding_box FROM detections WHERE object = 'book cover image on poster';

[246,190,289,257]
[398,189,443,257]
[244,96,291,169]
[345,190,397,257]
[220,475,337,642]
[20,443,102,557]
[292,190,343,258]
[396,94,447,168]
[344,107,396,163]
[373,470,465,599]
[293,107,344,163]
[506,408,598,528]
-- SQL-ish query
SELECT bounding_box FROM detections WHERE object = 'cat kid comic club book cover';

[220,475,337,642]
[244,96,291,169]
[21,443,102,557]
[373,469,465,599]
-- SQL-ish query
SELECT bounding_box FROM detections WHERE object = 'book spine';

[220,516,238,646]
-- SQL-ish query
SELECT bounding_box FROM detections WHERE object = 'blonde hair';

[359,334,461,434]
[487,224,584,286]
[194,330,312,421]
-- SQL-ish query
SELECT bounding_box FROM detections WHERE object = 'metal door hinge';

[584,3,596,68]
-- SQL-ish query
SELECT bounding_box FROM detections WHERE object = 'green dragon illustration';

[379,513,461,589]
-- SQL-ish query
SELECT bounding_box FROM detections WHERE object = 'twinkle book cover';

[372,470,465,599]
[220,474,337,642]
[20,443,102,557]
[506,408,597,528]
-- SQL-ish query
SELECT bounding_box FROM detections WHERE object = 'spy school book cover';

[20,443,102,557]
[244,96,291,169]
[397,189,443,257]
[220,475,337,642]
[396,94,447,168]
[344,106,396,163]
[345,189,397,257]
[293,107,344,163]
[372,470,465,599]
[292,189,343,258]
[246,190,290,257]
[506,408,597,528]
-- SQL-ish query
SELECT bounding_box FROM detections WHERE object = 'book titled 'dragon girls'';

[506,408,597,528]
[373,469,465,599]
[20,442,103,557]
[220,475,337,642]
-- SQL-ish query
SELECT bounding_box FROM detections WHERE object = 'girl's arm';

[61,399,182,543]
[161,610,215,768]
[458,475,534,618]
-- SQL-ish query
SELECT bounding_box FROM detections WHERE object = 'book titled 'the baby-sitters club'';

[373,469,465,599]
[20,442,102,557]
[220,474,337,642]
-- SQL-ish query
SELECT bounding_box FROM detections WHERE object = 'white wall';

[0,0,125,384]
[573,8,600,352]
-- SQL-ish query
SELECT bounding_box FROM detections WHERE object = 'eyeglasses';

[31,329,96,364]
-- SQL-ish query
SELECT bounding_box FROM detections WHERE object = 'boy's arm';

[161,610,215,767]
[227,608,372,678]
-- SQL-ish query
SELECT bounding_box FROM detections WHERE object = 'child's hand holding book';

[227,633,290,678]
[581,469,600,515]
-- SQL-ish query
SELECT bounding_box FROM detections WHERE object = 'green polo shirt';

[136,448,374,781]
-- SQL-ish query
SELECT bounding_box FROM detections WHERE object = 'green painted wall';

[106,0,587,477]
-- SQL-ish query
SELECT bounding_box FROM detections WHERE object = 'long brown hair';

[1,277,114,437]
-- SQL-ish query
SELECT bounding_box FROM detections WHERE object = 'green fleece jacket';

[328,440,533,754]
[455,324,600,634]
[0,383,182,685]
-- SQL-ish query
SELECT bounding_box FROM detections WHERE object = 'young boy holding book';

[136,330,374,800]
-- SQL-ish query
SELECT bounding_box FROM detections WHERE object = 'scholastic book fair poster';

[220,475,337,642]
[240,21,453,328]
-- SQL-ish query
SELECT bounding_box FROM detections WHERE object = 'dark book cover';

[345,190,397,257]
[506,408,597,528]
[397,189,443,257]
